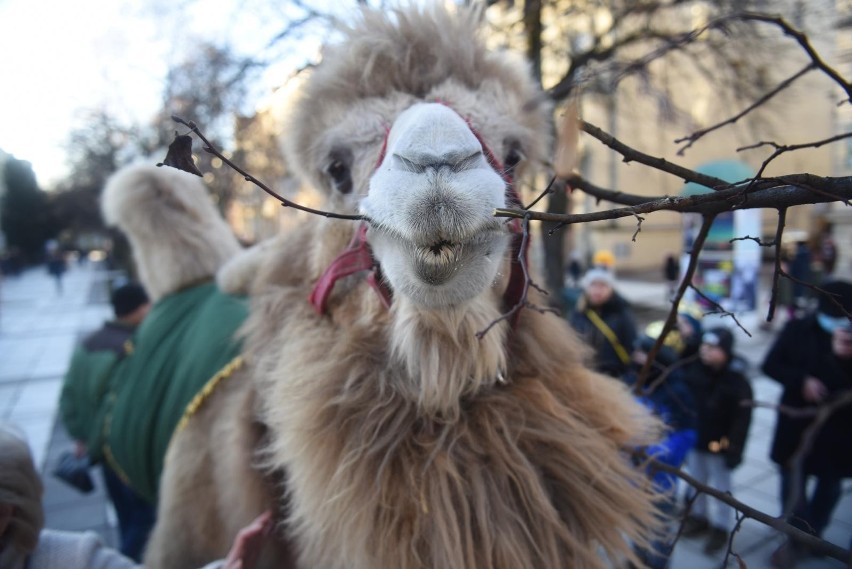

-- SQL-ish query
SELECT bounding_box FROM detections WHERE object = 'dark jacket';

[686,357,753,468]
[762,315,852,476]
[569,292,637,378]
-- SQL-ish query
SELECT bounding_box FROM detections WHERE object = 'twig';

[730,235,776,247]
[494,176,852,223]
[476,215,558,339]
[737,12,852,103]
[523,175,557,210]
[675,64,815,155]
[581,120,732,190]
[170,116,364,221]
[767,209,787,322]
[689,285,752,337]
[738,132,852,190]
[636,450,852,563]
[633,214,714,392]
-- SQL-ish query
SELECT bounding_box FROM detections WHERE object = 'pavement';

[1,261,850,567]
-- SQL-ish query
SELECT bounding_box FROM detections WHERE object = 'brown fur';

[151,5,662,568]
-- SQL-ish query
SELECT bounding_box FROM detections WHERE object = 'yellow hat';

[643,320,686,355]
[592,250,616,269]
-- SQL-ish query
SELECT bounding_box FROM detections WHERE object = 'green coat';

[103,282,248,503]
[59,321,135,463]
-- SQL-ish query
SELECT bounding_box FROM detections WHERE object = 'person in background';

[58,283,153,562]
[46,248,67,296]
[568,265,638,378]
[681,327,753,555]
[762,280,852,568]
[663,254,679,301]
[0,426,271,569]
[623,324,698,569]
[675,302,704,361]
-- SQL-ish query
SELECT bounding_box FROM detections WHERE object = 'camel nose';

[382,103,485,173]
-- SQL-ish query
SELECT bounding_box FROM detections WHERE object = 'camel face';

[361,103,510,307]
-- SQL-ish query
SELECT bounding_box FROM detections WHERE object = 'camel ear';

[553,99,579,179]
[217,239,276,295]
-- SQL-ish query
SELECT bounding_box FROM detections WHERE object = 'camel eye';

[503,141,525,173]
[325,149,353,195]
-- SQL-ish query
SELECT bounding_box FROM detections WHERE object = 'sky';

[0,0,328,189]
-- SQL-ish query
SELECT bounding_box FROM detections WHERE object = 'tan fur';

[152,6,662,568]
[101,164,241,300]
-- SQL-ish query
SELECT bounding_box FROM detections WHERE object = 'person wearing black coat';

[568,267,638,378]
[762,280,852,568]
[681,327,753,555]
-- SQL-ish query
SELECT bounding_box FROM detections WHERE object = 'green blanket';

[103,282,248,502]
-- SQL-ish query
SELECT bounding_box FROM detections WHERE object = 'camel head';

[286,6,551,309]
[361,102,511,307]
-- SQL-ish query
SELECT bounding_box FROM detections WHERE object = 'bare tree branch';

[737,12,852,102]
[638,452,852,564]
[675,64,815,155]
[168,116,364,221]
[632,214,714,391]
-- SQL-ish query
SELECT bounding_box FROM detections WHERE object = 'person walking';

[568,265,638,378]
[681,327,753,555]
[762,280,852,568]
[58,283,154,562]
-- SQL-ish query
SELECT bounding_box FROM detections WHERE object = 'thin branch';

[630,213,645,242]
[581,120,732,189]
[637,451,852,563]
[633,214,714,392]
[495,176,852,224]
[476,215,558,339]
[737,12,852,102]
[675,64,815,155]
[170,116,364,221]
[689,285,751,337]
[523,175,557,210]
[767,209,787,322]
[738,132,852,187]
[730,235,776,247]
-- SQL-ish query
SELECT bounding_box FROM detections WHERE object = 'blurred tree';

[482,0,792,307]
[152,43,262,215]
[1,157,50,263]
[52,109,145,237]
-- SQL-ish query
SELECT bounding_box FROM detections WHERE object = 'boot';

[681,515,710,538]
[704,526,729,554]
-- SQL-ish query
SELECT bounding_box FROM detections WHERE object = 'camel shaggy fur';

[101,164,241,301]
[149,5,663,568]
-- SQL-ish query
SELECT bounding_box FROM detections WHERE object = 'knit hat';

[592,250,616,270]
[581,267,615,289]
[817,280,852,317]
[677,302,703,338]
[701,327,734,359]
[111,283,149,318]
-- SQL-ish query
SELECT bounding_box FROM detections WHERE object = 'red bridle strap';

[308,223,391,314]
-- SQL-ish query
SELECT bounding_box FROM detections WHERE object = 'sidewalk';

[1,263,849,567]
[1,261,120,546]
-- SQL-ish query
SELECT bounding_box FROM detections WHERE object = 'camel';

[145,5,664,568]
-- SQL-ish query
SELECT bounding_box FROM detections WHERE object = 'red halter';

[309,107,527,326]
